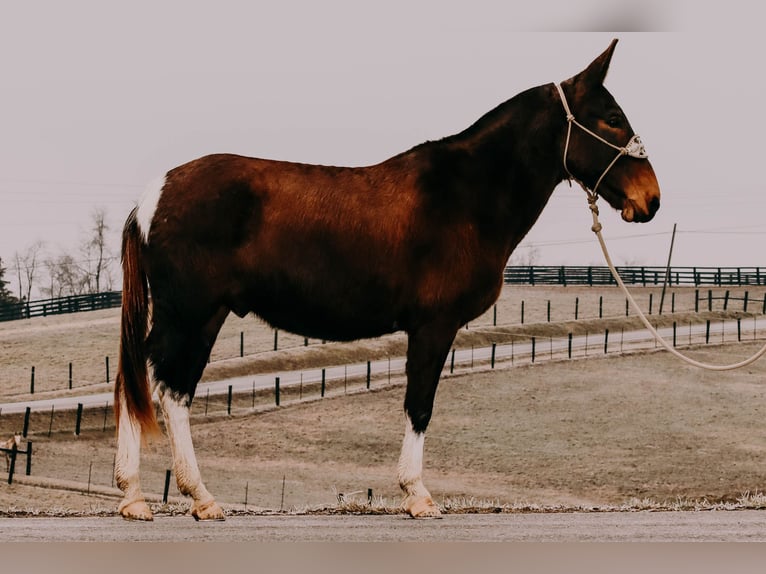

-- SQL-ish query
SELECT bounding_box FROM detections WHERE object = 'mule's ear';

[577,38,619,86]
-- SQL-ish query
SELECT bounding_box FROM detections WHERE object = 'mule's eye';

[606,115,622,128]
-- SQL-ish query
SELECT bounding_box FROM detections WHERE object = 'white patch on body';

[135,174,166,244]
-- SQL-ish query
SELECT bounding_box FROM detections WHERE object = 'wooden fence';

[0,291,121,323]
[503,266,766,287]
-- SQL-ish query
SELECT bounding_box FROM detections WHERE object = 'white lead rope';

[553,81,766,370]
[587,193,766,371]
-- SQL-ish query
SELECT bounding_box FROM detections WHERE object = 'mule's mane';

[398,85,551,159]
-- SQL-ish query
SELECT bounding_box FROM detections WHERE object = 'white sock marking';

[159,390,212,502]
[114,390,143,498]
[397,415,427,496]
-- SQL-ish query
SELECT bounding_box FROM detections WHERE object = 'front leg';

[398,322,458,518]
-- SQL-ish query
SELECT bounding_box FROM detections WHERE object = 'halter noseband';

[554,82,648,201]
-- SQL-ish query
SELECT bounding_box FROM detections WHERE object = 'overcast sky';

[1,2,763,297]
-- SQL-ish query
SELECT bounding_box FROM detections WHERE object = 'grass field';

[3,284,766,515]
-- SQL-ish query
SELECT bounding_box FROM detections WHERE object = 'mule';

[114,39,660,521]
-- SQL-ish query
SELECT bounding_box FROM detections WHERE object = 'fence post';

[547,300,551,322]
[705,320,711,344]
[366,361,371,389]
[521,301,525,324]
[724,290,730,311]
[708,290,712,312]
[695,289,699,313]
[744,291,749,313]
[575,297,579,320]
[274,329,279,351]
[673,322,677,347]
[163,469,172,504]
[738,318,741,342]
[23,407,31,438]
[531,337,536,363]
[105,356,110,384]
[25,441,32,476]
[30,366,35,394]
[275,377,280,406]
[75,403,83,436]
[648,293,653,315]
[568,333,573,359]
[604,329,609,354]
[599,296,603,319]
[241,332,244,357]
[7,442,17,485]
[69,362,73,390]
[493,304,497,326]
[450,349,455,374]
[321,369,326,397]
[227,385,233,415]
[491,343,496,368]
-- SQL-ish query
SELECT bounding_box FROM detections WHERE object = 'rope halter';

[554,82,648,211]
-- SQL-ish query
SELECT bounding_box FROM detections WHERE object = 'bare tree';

[42,253,87,298]
[14,240,45,301]
[80,207,115,293]
[508,244,540,267]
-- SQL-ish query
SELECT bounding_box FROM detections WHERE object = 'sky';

[1,1,764,298]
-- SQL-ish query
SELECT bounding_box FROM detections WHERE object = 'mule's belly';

[234,279,404,342]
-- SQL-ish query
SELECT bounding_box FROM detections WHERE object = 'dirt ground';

[3,285,766,516]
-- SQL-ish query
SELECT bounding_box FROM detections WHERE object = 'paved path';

[2,511,766,542]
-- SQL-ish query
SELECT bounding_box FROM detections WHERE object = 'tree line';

[0,207,117,309]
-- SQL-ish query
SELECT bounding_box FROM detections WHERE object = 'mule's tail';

[114,208,160,436]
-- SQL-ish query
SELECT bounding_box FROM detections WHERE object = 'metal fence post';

[75,403,83,436]
[275,377,280,406]
[23,407,31,438]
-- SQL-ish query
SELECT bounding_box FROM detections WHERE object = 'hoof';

[119,498,154,521]
[192,499,225,521]
[404,495,442,519]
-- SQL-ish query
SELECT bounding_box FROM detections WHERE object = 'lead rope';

[587,194,766,371]
[554,82,766,370]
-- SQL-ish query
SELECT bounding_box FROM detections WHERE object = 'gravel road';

[2,510,766,542]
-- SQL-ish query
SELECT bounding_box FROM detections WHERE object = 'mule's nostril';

[649,196,660,214]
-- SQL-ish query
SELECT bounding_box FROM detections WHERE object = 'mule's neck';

[418,83,568,257]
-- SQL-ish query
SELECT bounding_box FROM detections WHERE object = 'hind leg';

[150,306,229,520]
[398,321,458,518]
[115,395,154,520]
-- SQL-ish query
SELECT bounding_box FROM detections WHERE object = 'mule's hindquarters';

[114,207,227,521]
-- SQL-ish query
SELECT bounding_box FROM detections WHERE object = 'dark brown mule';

[115,39,660,521]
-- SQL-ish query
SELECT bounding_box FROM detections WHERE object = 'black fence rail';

[503,266,766,287]
[0,291,121,323]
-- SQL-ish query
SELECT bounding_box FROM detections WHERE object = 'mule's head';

[558,39,660,223]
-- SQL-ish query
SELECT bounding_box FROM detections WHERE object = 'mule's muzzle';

[622,194,660,223]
